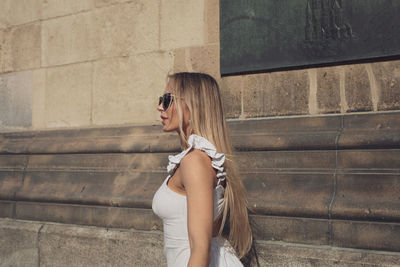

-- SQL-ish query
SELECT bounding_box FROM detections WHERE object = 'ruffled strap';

[167,135,226,183]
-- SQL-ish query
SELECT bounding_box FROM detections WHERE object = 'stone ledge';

[0,218,166,267]
[2,201,399,252]
[1,218,399,267]
[0,149,399,222]
[0,111,399,154]
[255,240,400,267]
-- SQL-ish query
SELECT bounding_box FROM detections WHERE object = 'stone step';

[1,218,399,267]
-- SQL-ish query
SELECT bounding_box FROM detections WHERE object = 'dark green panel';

[220,0,400,75]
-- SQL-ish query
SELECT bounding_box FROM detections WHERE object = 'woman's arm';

[180,150,216,267]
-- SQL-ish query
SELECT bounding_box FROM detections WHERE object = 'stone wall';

[1,0,399,132]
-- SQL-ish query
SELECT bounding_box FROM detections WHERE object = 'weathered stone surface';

[16,202,162,231]
[0,71,33,131]
[0,124,179,154]
[172,47,186,73]
[11,23,41,71]
[229,115,342,151]
[332,174,400,221]
[255,240,400,267]
[1,23,41,73]
[160,0,205,50]
[42,0,94,19]
[0,218,41,267]
[205,0,219,44]
[94,1,159,57]
[245,172,333,217]
[173,46,220,79]
[0,154,26,199]
[92,52,173,125]
[317,67,341,113]
[220,75,242,118]
[45,63,92,128]
[0,0,41,27]
[338,111,400,149]
[186,44,220,80]
[337,149,400,171]
[237,150,336,171]
[345,64,373,112]
[371,60,400,111]
[0,28,12,73]
[32,69,46,129]
[42,12,100,66]
[39,222,166,266]
[16,170,163,208]
[0,200,14,218]
[243,70,309,117]
[251,215,329,246]
[94,0,131,8]
[332,220,400,252]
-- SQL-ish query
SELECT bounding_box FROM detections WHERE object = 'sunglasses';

[158,93,174,111]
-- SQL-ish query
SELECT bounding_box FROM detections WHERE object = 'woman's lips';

[161,116,167,124]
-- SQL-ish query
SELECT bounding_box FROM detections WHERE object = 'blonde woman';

[152,72,253,266]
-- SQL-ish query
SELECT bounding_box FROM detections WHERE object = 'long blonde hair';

[168,72,253,258]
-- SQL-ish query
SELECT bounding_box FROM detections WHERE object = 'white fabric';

[152,134,243,267]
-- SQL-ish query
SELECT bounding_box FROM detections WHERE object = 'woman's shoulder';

[180,148,213,169]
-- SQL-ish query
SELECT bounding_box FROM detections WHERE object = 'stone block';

[0,201,14,218]
[0,71,33,131]
[32,69,46,129]
[0,0,41,27]
[42,0,94,19]
[252,215,329,246]
[317,67,341,113]
[10,23,41,71]
[0,28,12,73]
[39,222,165,266]
[94,0,132,8]
[371,60,400,111]
[160,0,205,50]
[344,64,373,112]
[220,75,242,118]
[186,44,220,80]
[0,168,24,199]
[255,240,400,267]
[245,172,332,217]
[332,174,400,221]
[205,0,220,44]
[94,1,159,58]
[16,202,163,230]
[45,63,92,127]
[92,52,173,126]
[42,12,100,66]
[0,218,41,267]
[172,47,186,73]
[332,220,400,251]
[243,70,309,117]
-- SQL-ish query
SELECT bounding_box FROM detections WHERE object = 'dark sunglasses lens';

[163,94,172,110]
[159,93,173,110]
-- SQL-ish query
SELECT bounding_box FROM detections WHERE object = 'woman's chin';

[162,124,172,132]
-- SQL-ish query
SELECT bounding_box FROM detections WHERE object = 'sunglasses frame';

[158,93,174,111]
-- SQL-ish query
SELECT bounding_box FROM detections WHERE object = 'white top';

[152,134,243,267]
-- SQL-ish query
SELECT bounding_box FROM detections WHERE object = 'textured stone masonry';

[0,0,399,132]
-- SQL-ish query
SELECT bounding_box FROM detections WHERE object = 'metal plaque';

[220,0,400,75]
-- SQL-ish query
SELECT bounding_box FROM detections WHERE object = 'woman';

[152,72,253,267]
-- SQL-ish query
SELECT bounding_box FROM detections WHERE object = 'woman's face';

[157,79,190,133]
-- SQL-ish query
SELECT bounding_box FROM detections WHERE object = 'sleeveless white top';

[152,134,243,267]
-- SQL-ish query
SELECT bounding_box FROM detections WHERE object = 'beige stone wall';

[0,0,399,132]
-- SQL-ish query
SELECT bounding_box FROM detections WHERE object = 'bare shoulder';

[181,149,212,167]
[180,149,215,183]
